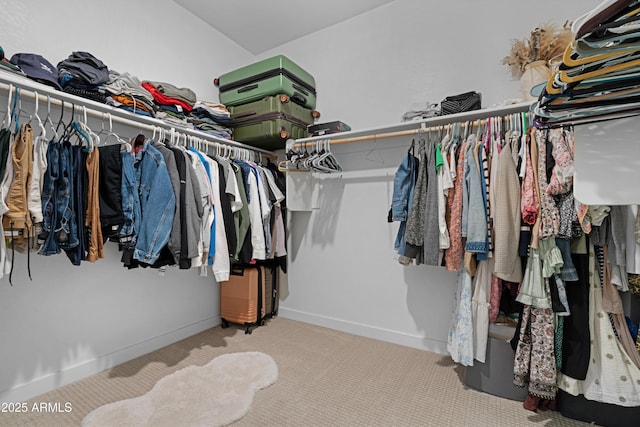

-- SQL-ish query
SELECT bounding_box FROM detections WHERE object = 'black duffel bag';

[440,91,482,115]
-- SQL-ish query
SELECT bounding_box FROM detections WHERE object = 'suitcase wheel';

[220,318,229,329]
[311,110,321,119]
[279,94,290,103]
[260,318,266,326]
[244,325,252,334]
[279,128,289,139]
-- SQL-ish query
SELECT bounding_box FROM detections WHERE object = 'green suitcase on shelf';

[229,94,320,151]
[215,55,317,110]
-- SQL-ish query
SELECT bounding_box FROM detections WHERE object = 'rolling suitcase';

[220,265,266,334]
[230,94,319,150]
[263,263,279,321]
[215,55,317,109]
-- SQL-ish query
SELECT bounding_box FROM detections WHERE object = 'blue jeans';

[39,141,60,255]
[556,238,578,281]
[55,140,79,250]
[64,146,86,265]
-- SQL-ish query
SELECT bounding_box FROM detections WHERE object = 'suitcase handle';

[292,83,309,96]
[291,92,307,106]
[230,266,245,276]
[232,109,257,119]
[237,84,258,93]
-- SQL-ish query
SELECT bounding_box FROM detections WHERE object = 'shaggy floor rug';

[81,351,278,427]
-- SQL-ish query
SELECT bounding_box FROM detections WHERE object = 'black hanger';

[55,99,66,137]
[61,104,77,141]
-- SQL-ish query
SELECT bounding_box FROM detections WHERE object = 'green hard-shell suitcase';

[215,55,316,109]
[229,94,319,150]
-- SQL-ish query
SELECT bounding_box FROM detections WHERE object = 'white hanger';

[105,113,131,151]
[32,92,46,139]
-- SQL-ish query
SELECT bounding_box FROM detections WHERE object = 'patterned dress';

[558,243,640,406]
[444,141,469,271]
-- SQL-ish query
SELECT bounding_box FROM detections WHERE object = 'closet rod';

[291,101,533,147]
[0,73,275,156]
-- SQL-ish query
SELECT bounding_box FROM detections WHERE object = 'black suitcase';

[307,121,351,136]
[263,263,279,320]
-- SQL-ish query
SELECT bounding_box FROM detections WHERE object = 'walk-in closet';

[1,1,638,426]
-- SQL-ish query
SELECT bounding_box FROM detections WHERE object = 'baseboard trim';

[1,316,220,403]
[279,307,448,355]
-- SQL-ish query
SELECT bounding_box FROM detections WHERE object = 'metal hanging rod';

[0,72,276,156]
[291,101,533,147]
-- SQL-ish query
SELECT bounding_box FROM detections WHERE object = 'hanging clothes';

[180,147,205,266]
[215,161,237,260]
[513,303,557,400]
[390,140,418,256]
[436,139,453,251]
[229,161,249,264]
[188,149,213,271]
[97,144,124,240]
[0,127,12,279]
[444,140,469,272]
[472,258,494,363]
[558,242,640,407]
[402,138,427,264]
[169,146,199,269]
[63,144,87,265]
[493,139,523,282]
[199,153,231,281]
[535,129,560,240]
[131,140,175,265]
[422,138,441,266]
[152,141,182,264]
[3,123,34,254]
[463,135,488,257]
[85,147,103,262]
[520,135,539,226]
[447,264,474,367]
[29,130,48,234]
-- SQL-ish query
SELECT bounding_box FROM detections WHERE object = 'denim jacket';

[133,140,176,264]
[391,149,418,253]
[120,150,140,249]
[463,139,488,256]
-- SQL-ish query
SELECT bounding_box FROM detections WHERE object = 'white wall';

[0,0,254,403]
[260,0,601,353]
[0,0,254,101]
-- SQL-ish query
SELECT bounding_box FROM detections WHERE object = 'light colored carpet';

[81,352,277,427]
[0,317,594,427]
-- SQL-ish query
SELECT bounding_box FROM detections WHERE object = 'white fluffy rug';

[82,351,278,427]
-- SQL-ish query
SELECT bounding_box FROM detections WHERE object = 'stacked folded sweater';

[104,71,156,117]
[142,80,197,127]
[188,100,234,139]
[57,51,109,103]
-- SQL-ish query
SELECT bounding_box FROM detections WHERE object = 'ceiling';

[173,0,396,55]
